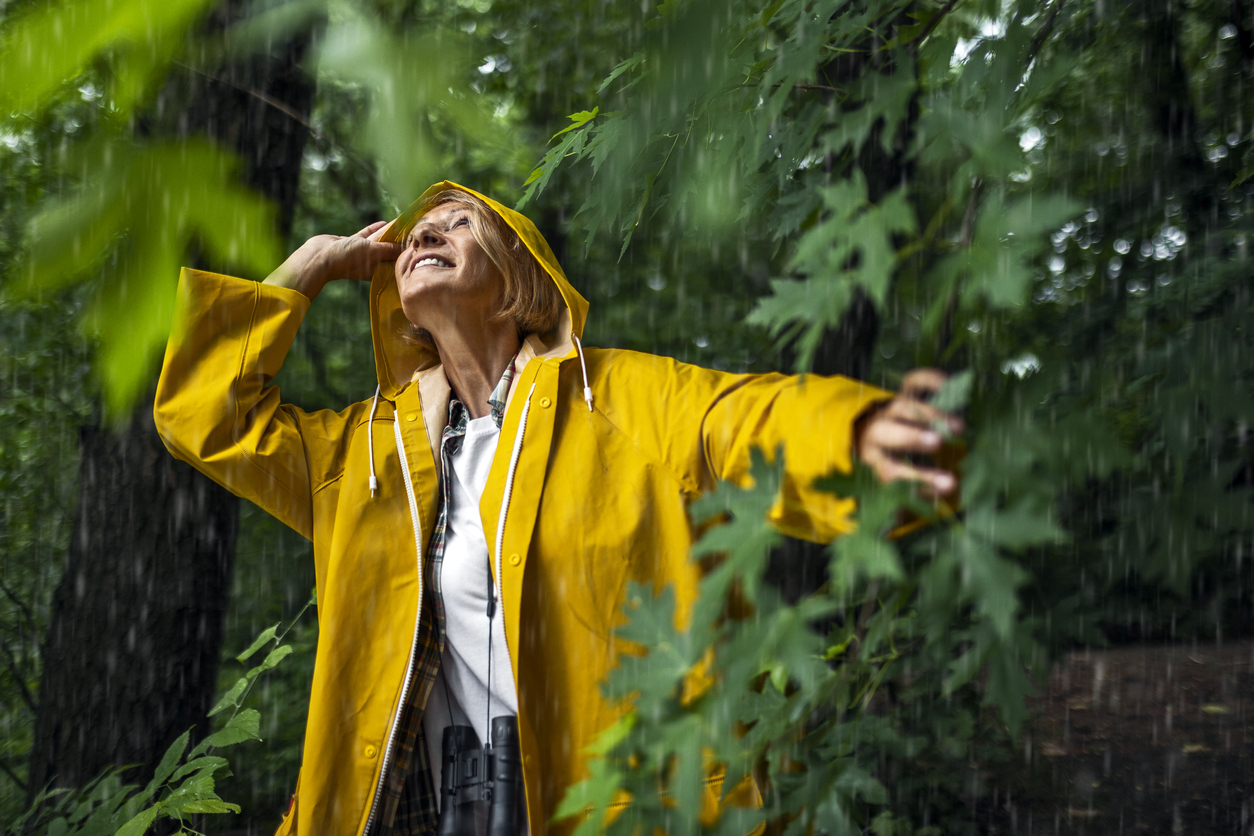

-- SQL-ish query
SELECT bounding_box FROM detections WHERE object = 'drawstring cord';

[572,335,594,412]
[368,386,381,498]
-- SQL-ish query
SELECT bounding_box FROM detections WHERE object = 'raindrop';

[1139,241,1154,258]
[1157,274,1171,286]
[1001,354,1040,377]
[693,335,709,348]
[1114,239,1131,254]
[1096,142,1110,156]
[967,321,981,333]
[1108,257,1122,276]
[1228,132,1242,146]
[1220,24,1238,39]
[647,274,667,291]
[1207,145,1229,161]
[1020,127,1043,151]
[1049,256,1065,274]
[1085,208,1099,223]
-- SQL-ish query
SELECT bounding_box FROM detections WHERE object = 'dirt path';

[986,640,1254,834]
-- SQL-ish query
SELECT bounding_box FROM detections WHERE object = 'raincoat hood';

[368,180,590,400]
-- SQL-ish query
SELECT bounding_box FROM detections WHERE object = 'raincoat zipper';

[362,415,426,836]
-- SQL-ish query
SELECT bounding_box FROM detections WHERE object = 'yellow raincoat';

[153,182,892,835]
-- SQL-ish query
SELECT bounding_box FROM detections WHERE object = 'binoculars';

[438,715,525,836]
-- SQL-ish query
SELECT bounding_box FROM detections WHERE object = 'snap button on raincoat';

[153,182,892,836]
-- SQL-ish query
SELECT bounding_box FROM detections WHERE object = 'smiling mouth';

[414,256,453,269]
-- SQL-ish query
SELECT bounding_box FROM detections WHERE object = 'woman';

[154,181,960,836]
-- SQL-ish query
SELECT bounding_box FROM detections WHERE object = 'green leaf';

[189,709,261,758]
[170,756,229,783]
[235,623,279,662]
[930,369,973,413]
[207,677,248,718]
[0,0,217,116]
[113,807,159,836]
[176,799,240,814]
[142,730,189,797]
[553,107,599,138]
[21,139,281,415]
[597,53,644,94]
[747,176,916,371]
[247,644,294,677]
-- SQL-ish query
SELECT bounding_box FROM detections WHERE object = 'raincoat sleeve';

[640,359,894,542]
[700,370,893,541]
[153,268,339,541]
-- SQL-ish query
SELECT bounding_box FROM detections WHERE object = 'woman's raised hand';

[855,368,964,497]
[263,221,403,300]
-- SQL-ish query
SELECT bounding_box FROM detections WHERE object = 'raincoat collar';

[368,180,589,401]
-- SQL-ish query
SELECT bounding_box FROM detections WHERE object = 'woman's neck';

[431,321,521,421]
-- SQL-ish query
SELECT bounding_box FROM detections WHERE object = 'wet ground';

[985,640,1254,835]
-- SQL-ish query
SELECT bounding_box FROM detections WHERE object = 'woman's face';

[395,203,504,330]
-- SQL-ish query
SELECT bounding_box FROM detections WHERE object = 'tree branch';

[0,757,26,792]
[1025,0,1067,69]
[912,0,962,52]
[0,637,37,714]
[0,572,39,638]
[172,61,382,190]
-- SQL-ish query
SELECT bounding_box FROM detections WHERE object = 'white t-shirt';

[422,414,520,814]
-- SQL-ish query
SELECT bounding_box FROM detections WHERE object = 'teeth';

[416,257,451,268]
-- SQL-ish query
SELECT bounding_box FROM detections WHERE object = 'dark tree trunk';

[27,413,238,794]
[765,1,919,604]
[27,6,316,800]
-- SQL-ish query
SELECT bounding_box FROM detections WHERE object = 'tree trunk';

[27,7,315,799]
[766,2,918,604]
[26,412,239,794]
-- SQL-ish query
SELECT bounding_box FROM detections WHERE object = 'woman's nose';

[413,227,443,247]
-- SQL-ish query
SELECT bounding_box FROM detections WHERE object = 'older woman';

[154,181,959,836]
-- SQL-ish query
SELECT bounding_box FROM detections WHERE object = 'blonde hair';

[401,188,564,345]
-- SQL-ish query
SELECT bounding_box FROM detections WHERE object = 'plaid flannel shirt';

[376,357,518,836]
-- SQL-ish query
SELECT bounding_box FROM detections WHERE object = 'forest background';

[0,0,1252,833]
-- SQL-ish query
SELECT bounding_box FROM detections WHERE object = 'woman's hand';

[855,368,963,497]
[263,221,403,300]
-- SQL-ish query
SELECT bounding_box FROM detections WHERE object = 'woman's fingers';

[900,367,948,398]
[356,220,390,239]
[339,239,403,282]
[881,396,965,435]
[863,415,943,454]
[859,437,956,495]
[855,366,963,496]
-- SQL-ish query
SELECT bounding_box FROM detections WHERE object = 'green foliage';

[0,0,215,114]
[20,140,281,411]
[521,0,1253,830]
[6,610,308,836]
[316,4,508,207]
[3,0,1253,830]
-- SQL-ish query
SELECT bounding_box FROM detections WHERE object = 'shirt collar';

[447,350,520,432]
